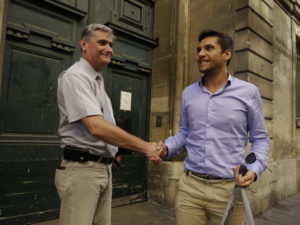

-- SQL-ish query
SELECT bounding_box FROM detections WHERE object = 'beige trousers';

[55,160,112,225]
[176,172,245,225]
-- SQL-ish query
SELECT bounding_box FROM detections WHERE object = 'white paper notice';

[120,91,132,111]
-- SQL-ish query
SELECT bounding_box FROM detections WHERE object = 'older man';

[55,24,161,225]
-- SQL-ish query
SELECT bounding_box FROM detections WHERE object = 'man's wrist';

[253,172,257,182]
[163,145,169,159]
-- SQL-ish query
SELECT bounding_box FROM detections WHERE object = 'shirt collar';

[198,73,233,89]
[79,57,100,80]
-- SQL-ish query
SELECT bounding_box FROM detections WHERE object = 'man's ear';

[224,49,232,62]
[80,39,87,52]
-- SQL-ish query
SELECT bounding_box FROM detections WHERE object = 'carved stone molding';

[111,59,125,66]
[137,66,151,73]
[111,59,151,73]
[6,22,76,53]
[51,41,74,53]
[6,28,29,40]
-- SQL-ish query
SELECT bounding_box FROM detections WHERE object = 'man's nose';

[198,49,205,56]
[105,44,113,52]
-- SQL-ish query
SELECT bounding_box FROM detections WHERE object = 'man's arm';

[247,88,270,175]
[235,87,270,187]
[162,92,189,159]
[81,115,161,159]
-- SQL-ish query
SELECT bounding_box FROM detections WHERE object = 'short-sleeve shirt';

[57,58,118,157]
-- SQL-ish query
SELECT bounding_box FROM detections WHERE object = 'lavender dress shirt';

[165,74,270,179]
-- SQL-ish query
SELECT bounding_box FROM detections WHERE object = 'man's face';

[80,30,113,71]
[196,36,230,73]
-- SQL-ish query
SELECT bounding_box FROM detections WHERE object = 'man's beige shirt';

[57,58,118,157]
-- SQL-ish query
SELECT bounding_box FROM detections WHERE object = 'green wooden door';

[109,69,150,204]
[0,0,87,224]
[0,0,156,224]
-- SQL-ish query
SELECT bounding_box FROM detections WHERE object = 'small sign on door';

[120,91,132,111]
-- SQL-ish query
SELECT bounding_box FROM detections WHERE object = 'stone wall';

[149,0,189,204]
[233,0,275,214]
[150,0,189,143]
[272,0,300,200]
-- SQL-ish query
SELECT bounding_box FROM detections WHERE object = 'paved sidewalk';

[33,193,300,225]
[254,193,300,225]
[32,201,176,225]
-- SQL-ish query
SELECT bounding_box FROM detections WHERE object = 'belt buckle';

[78,151,89,162]
[79,156,88,162]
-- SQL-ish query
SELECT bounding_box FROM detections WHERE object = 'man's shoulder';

[232,76,258,91]
[183,82,199,92]
[60,61,89,81]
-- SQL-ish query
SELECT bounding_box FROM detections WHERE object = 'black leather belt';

[186,170,224,180]
[63,145,114,164]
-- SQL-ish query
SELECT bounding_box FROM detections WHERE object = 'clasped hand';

[233,166,256,187]
[146,141,168,163]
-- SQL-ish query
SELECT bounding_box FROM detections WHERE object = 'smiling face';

[196,36,231,74]
[80,30,113,72]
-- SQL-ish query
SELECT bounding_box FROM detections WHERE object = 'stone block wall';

[271,0,300,198]
[233,0,275,214]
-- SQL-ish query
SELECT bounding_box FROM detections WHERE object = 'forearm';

[82,115,151,155]
[165,132,186,158]
[247,138,270,176]
[98,124,150,154]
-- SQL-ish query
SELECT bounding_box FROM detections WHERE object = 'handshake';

[145,141,168,163]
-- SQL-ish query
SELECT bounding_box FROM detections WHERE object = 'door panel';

[110,69,149,201]
[0,0,87,224]
[4,46,62,134]
[112,72,148,138]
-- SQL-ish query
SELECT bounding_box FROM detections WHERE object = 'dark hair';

[198,30,233,65]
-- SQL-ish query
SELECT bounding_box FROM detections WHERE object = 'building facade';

[0,0,299,224]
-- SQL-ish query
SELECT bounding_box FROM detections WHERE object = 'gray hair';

[81,24,115,40]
